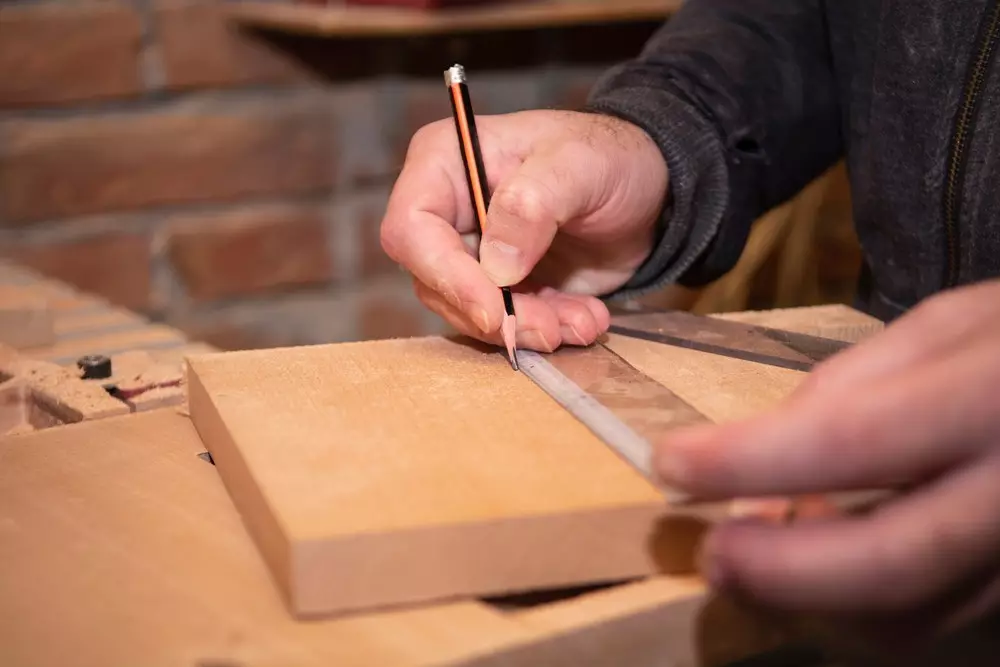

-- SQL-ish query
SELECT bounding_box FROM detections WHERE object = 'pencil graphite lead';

[501,313,518,371]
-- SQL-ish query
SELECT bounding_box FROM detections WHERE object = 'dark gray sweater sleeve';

[584,0,843,297]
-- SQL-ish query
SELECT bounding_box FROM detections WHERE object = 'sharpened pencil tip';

[501,313,518,372]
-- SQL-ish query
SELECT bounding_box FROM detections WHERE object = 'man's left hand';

[653,279,1000,639]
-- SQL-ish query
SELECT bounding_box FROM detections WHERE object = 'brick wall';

[0,0,666,349]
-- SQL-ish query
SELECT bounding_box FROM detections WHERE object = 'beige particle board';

[0,408,800,667]
[184,306,882,620]
[602,332,806,424]
[506,577,798,667]
[712,304,884,344]
[0,343,128,423]
[187,336,670,617]
[0,410,536,667]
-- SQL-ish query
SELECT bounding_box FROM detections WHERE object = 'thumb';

[480,144,602,286]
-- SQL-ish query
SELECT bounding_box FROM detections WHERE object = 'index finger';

[380,123,509,332]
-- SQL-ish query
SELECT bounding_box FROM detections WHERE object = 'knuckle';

[408,120,450,156]
[492,176,555,228]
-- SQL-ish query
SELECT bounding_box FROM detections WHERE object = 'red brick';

[157,1,314,90]
[330,87,397,187]
[0,99,335,224]
[393,82,454,168]
[359,292,429,340]
[175,321,288,351]
[4,234,152,310]
[0,3,142,108]
[167,204,333,301]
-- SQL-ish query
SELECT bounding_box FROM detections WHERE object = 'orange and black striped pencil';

[445,63,519,371]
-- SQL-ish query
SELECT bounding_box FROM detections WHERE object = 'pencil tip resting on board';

[502,313,518,371]
[501,286,518,370]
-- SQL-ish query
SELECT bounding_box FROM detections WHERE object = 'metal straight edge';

[517,349,689,504]
[607,310,853,373]
[607,324,817,372]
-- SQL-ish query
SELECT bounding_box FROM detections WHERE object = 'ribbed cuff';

[582,84,731,299]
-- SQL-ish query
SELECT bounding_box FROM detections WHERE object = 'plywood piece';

[506,577,798,667]
[187,337,671,617]
[0,344,128,423]
[0,409,814,667]
[0,410,544,667]
[713,304,884,344]
[0,285,55,350]
[602,333,804,424]
[185,306,880,618]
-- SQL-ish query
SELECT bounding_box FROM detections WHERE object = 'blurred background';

[0,0,864,352]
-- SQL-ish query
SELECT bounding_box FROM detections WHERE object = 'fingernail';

[520,329,554,352]
[469,305,492,334]
[480,239,523,286]
[559,324,584,345]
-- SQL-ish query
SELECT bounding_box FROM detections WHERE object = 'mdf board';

[0,409,795,667]
[187,337,669,617]
[0,410,529,667]
[185,307,880,619]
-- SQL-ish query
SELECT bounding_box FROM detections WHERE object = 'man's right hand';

[380,109,669,352]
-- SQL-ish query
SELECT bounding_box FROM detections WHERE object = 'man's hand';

[380,109,668,352]
[653,279,1000,640]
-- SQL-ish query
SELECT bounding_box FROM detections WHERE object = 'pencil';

[444,63,519,371]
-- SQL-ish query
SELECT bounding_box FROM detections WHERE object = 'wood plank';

[0,410,540,667]
[507,577,799,667]
[187,336,669,617]
[229,0,678,38]
[713,304,884,344]
[2,305,892,666]
[0,408,800,667]
[602,332,805,424]
[184,303,883,619]
[0,343,129,423]
[187,303,878,619]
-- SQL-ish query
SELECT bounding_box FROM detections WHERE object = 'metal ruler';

[518,310,853,502]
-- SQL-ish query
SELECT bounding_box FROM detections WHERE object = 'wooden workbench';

[0,257,882,666]
[0,259,217,367]
[3,259,996,666]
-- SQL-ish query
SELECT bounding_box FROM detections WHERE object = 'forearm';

[585,0,843,294]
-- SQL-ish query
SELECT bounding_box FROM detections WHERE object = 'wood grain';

[0,409,798,667]
[1,301,890,666]
[0,410,534,667]
[187,336,669,616]
[186,305,874,618]
[713,304,883,344]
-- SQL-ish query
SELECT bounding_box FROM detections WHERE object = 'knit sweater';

[586,0,1000,321]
